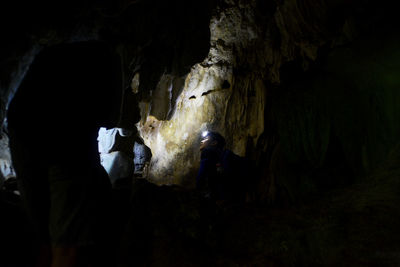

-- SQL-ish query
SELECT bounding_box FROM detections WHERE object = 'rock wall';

[136,0,356,186]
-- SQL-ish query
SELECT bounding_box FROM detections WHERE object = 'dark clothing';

[197,147,223,200]
[197,147,246,202]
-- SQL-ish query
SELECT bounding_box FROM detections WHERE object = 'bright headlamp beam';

[202,131,209,138]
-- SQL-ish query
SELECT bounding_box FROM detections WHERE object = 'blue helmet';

[202,131,225,149]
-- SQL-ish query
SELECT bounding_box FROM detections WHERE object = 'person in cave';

[6,43,139,267]
[196,131,247,205]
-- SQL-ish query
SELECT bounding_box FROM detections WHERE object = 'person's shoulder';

[223,149,241,160]
[224,150,250,166]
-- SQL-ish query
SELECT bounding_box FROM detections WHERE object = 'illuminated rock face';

[138,2,269,185]
[135,0,383,186]
[138,63,252,185]
[136,0,343,185]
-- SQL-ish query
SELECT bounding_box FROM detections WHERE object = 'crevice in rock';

[221,80,231,89]
[201,90,216,96]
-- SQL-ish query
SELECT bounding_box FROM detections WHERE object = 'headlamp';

[201,131,209,138]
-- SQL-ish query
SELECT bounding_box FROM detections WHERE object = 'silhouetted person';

[196,131,247,204]
[6,42,137,267]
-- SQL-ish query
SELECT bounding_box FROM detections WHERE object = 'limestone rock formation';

[136,0,354,185]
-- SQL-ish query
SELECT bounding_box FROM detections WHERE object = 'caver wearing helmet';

[197,131,247,203]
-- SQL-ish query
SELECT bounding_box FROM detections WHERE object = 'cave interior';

[1,0,400,266]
